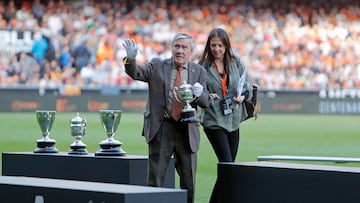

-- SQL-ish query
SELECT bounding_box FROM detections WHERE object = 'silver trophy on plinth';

[34,110,58,153]
[173,81,198,123]
[68,112,88,155]
[95,110,126,156]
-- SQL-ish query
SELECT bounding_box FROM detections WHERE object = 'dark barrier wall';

[0,87,147,113]
[217,162,360,203]
[1,87,360,114]
[260,89,360,115]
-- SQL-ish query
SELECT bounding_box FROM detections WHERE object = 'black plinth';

[0,176,186,203]
[2,152,174,188]
[217,162,360,203]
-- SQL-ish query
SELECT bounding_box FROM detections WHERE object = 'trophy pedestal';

[34,139,58,153]
[2,152,175,188]
[95,139,126,156]
[181,108,198,123]
[68,141,88,155]
[216,162,360,203]
[0,176,186,203]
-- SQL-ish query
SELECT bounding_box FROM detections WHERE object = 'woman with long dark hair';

[198,27,254,203]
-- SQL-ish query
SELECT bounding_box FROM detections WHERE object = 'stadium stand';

[0,0,358,90]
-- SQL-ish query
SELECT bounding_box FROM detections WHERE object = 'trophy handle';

[173,87,181,102]
[189,95,197,103]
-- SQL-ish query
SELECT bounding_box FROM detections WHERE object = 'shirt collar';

[173,62,188,70]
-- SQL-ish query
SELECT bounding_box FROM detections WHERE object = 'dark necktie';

[171,66,183,121]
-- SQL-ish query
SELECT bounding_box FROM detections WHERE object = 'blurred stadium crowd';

[0,0,359,91]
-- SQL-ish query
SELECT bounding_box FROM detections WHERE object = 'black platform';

[0,176,186,203]
[2,152,174,188]
[217,162,360,203]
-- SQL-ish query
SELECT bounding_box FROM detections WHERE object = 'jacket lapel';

[163,58,173,104]
[188,62,196,84]
[209,64,222,86]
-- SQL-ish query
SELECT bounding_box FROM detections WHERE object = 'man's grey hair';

[171,33,195,52]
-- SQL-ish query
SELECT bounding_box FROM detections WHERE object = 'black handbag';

[243,85,258,121]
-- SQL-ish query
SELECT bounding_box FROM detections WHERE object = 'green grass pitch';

[1,112,360,202]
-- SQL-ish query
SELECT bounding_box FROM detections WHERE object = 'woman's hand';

[209,93,220,103]
[233,95,245,104]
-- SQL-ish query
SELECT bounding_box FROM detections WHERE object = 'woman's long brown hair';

[198,27,234,74]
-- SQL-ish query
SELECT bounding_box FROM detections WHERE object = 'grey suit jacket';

[125,57,210,152]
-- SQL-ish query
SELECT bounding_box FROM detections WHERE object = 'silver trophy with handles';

[173,81,198,123]
[69,112,88,155]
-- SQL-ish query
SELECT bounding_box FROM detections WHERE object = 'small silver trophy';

[34,110,58,153]
[95,110,126,156]
[173,81,198,123]
[69,112,88,155]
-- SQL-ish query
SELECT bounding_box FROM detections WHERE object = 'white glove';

[122,39,138,59]
[192,82,203,97]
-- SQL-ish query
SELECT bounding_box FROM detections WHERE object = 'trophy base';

[34,147,58,153]
[181,109,198,123]
[95,140,126,156]
[34,140,58,153]
[95,148,126,156]
[68,145,88,155]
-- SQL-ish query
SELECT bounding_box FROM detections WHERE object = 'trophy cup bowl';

[34,110,58,153]
[173,81,198,123]
[69,112,88,155]
[95,110,126,156]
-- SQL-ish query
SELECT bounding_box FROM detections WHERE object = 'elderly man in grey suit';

[123,33,210,203]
